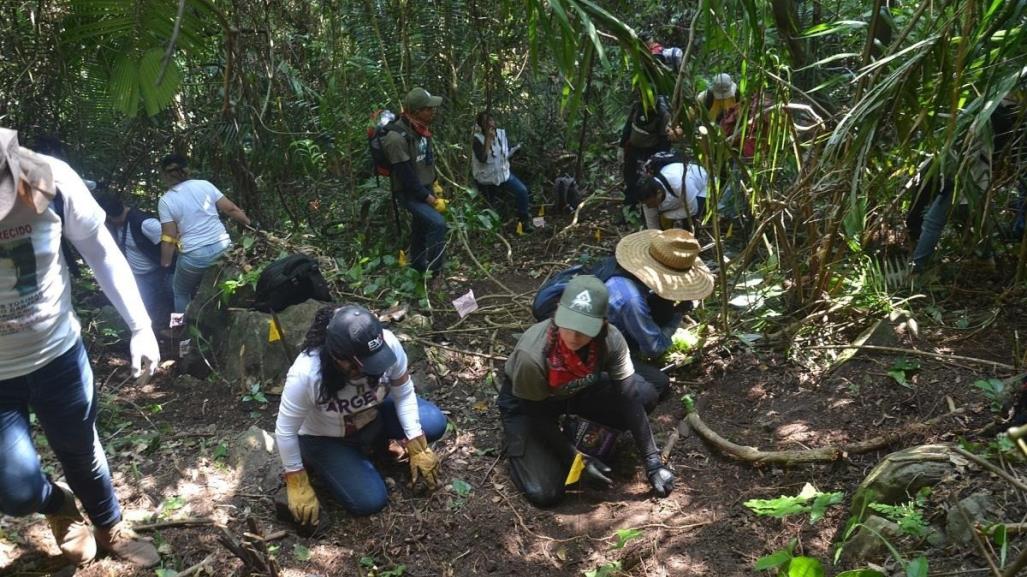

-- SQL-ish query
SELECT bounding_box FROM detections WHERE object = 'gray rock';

[851,445,959,515]
[229,426,280,491]
[945,492,995,546]
[839,515,901,564]
[926,524,947,547]
[221,299,324,387]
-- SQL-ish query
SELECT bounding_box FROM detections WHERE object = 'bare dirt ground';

[3,204,1025,577]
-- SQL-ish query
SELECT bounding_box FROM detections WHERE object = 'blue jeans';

[911,191,952,272]
[0,339,121,528]
[402,198,447,273]
[482,173,531,219]
[298,397,447,516]
[136,269,173,329]
[173,239,231,313]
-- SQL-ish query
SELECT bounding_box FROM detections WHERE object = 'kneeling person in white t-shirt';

[0,128,161,567]
[637,162,709,231]
[157,154,251,314]
[275,305,447,524]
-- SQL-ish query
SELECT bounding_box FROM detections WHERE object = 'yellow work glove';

[406,434,440,489]
[284,469,319,526]
[432,197,448,213]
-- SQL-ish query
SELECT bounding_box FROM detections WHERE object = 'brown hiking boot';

[95,521,160,567]
[45,483,96,565]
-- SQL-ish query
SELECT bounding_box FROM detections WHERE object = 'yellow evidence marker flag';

[268,319,282,343]
[565,453,586,486]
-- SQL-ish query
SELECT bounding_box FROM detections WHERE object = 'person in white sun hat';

[698,72,739,124]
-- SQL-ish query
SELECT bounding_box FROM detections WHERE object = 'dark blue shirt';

[605,276,681,358]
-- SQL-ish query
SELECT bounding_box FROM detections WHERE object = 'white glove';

[130,329,160,378]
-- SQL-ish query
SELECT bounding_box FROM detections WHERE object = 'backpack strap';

[49,190,82,278]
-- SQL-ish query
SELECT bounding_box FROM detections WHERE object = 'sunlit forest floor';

[2,200,1025,577]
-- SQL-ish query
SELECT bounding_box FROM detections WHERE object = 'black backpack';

[554,176,580,213]
[531,257,623,321]
[643,150,685,197]
[115,208,164,267]
[254,254,332,313]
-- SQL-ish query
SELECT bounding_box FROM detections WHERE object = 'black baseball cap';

[325,305,396,375]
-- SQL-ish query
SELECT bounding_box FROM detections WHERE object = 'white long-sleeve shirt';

[274,329,423,472]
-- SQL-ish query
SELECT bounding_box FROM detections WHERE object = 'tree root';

[684,406,965,465]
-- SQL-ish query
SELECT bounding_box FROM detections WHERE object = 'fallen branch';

[686,406,965,465]
[660,420,691,462]
[175,552,216,577]
[804,344,1015,371]
[134,517,215,531]
[408,336,508,362]
[953,446,1027,493]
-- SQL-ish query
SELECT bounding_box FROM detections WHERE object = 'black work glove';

[583,457,614,487]
[645,458,674,497]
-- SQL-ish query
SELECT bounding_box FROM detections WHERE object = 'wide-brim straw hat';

[615,229,715,301]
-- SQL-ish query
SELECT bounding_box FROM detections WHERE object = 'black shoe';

[517,217,534,235]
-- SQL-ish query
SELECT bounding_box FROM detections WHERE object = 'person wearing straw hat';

[498,275,675,508]
[610,228,714,381]
[0,128,161,567]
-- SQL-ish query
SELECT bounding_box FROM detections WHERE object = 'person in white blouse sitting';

[637,157,709,232]
[274,305,446,525]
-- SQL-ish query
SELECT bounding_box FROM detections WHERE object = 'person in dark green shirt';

[381,87,447,275]
[497,275,675,507]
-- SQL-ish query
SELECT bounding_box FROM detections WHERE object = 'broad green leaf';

[787,556,824,577]
[110,53,141,117]
[451,479,472,497]
[905,556,928,577]
[754,549,792,571]
[611,528,643,549]
[293,543,311,561]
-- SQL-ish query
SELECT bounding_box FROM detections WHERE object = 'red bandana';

[546,324,599,390]
[403,114,433,138]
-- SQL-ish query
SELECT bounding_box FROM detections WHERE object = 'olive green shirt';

[504,319,635,402]
[381,119,436,194]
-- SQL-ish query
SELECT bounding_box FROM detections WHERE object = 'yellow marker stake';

[399,250,408,267]
[268,319,282,343]
[516,221,524,236]
[538,205,545,217]
[594,228,601,242]
[564,453,586,486]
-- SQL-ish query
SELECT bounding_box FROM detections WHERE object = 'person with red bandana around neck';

[381,87,447,282]
[496,275,675,507]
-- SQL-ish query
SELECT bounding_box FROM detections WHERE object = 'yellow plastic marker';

[538,205,545,217]
[516,221,524,236]
[594,228,601,242]
[268,319,282,343]
[565,453,586,486]
[399,250,408,267]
